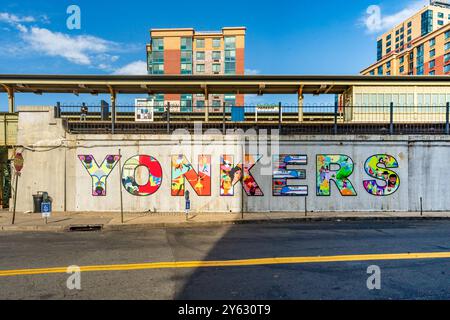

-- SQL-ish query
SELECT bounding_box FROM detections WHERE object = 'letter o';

[122,155,163,196]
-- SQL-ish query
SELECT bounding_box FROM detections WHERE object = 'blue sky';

[0,0,430,109]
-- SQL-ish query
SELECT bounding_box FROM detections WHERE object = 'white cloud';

[245,68,260,75]
[362,1,428,34]
[1,11,141,72]
[113,60,148,75]
[20,27,119,66]
[0,12,35,24]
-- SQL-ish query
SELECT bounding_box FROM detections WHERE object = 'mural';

[220,155,264,196]
[363,154,400,196]
[273,155,308,196]
[171,155,211,196]
[79,155,121,196]
[317,155,357,196]
[122,155,163,196]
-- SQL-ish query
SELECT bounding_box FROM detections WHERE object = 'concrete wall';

[12,106,450,213]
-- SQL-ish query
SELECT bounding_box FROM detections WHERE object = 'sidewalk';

[2,210,450,232]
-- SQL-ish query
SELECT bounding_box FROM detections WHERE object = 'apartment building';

[146,27,246,110]
[362,0,450,76]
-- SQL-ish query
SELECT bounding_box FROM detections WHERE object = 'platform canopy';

[1,74,450,96]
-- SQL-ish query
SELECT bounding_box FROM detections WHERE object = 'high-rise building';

[362,0,450,76]
[146,27,246,110]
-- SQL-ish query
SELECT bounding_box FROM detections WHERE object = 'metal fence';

[56,102,450,135]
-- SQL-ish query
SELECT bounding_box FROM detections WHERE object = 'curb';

[2,216,450,233]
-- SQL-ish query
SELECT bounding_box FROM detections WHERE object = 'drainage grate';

[67,225,103,232]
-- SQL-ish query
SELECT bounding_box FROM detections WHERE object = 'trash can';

[33,192,49,213]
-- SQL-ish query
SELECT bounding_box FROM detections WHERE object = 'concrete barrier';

[12,106,450,213]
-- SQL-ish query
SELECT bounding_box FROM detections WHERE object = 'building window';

[446,42,450,51]
[212,51,221,60]
[196,38,205,49]
[407,21,412,28]
[399,66,404,73]
[152,63,164,75]
[370,70,375,75]
[196,51,205,61]
[407,29,412,35]
[152,38,164,51]
[181,63,192,75]
[430,59,436,69]
[421,10,433,36]
[400,56,405,64]
[180,94,193,112]
[445,64,450,73]
[225,36,236,49]
[377,65,383,75]
[438,20,444,26]
[429,70,436,75]
[386,71,391,75]
[387,41,391,47]
[225,62,236,75]
[386,48,392,54]
[430,38,436,47]
[446,31,450,39]
[212,38,221,48]
[181,37,192,51]
[387,34,391,41]
[181,51,192,63]
[196,100,205,108]
[445,53,450,63]
[417,44,424,75]
[386,61,391,69]
[438,12,444,19]
[407,36,412,42]
[196,64,205,73]
[212,63,221,73]
[430,49,436,58]
[377,39,383,61]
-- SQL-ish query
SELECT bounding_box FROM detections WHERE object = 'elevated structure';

[2,74,450,131]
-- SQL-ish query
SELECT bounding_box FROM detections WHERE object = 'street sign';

[41,202,52,218]
[186,200,191,211]
[13,152,24,174]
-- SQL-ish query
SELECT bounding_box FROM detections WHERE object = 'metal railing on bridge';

[55,102,450,135]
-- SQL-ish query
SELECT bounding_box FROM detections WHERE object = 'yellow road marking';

[2,252,450,277]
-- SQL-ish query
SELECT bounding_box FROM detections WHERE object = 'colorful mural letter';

[220,155,264,197]
[79,155,121,196]
[171,155,211,196]
[273,155,308,196]
[317,155,357,196]
[363,154,400,196]
[122,155,163,196]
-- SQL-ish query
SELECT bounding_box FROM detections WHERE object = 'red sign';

[13,152,24,174]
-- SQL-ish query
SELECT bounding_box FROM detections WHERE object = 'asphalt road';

[2,219,450,300]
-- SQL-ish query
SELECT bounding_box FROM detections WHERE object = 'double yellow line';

[2,252,450,278]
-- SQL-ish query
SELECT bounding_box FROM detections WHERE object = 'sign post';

[41,201,52,224]
[11,152,24,225]
[185,190,190,221]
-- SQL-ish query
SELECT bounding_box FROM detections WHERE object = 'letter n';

[171,155,211,196]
